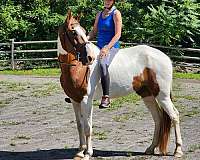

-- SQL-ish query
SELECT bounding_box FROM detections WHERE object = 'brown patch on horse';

[132,67,160,97]
[58,11,90,103]
[59,54,89,103]
[58,26,75,54]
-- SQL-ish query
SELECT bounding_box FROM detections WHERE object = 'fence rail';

[0,39,200,70]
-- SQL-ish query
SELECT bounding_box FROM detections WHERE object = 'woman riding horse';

[58,10,183,160]
[87,0,122,108]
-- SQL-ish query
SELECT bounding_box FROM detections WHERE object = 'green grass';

[174,95,199,101]
[184,108,200,117]
[188,144,200,153]
[93,94,140,111]
[109,94,140,110]
[173,72,200,80]
[93,131,108,140]
[0,98,12,108]
[0,81,27,92]
[0,68,200,80]
[0,120,25,126]
[113,113,133,122]
[12,135,31,140]
[0,68,60,77]
[31,83,60,97]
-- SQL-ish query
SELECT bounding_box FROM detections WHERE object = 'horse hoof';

[73,156,82,160]
[145,147,154,155]
[74,151,84,159]
[82,154,90,160]
[174,151,183,158]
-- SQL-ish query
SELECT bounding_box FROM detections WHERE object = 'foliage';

[0,0,64,41]
[0,0,200,47]
[139,0,200,46]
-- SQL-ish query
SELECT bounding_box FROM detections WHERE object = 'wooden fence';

[0,39,200,70]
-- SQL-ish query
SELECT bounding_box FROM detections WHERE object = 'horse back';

[93,45,173,99]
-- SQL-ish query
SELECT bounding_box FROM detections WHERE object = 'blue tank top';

[97,8,120,49]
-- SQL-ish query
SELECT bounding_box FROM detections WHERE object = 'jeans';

[99,47,119,96]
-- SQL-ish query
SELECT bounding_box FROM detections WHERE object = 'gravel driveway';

[0,75,200,160]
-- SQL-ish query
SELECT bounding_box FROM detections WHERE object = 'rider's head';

[104,0,115,10]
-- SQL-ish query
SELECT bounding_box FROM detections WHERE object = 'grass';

[93,130,108,140]
[0,68,200,80]
[0,81,27,92]
[0,120,25,126]
[64,145,68,149]
[108,94,140,111]
[31,82,60,97]
[0,68,60,77]
[173,72,200,80]
[12,135,31,140]
[176,104,199,118]
[113,113,133,122]
[188,143,200,153]
[0,99,12,108]
[93,94,140,111]
[184,108,200,117]
[174,95,199,101]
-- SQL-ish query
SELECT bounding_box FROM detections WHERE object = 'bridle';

[58,25,90,82]
[58,25,89,66]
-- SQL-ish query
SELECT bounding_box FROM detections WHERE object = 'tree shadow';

[0,148,172,160]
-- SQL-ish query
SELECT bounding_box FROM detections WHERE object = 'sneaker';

[99,96,110,109]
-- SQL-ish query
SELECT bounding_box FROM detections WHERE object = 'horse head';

[58,10,95,65]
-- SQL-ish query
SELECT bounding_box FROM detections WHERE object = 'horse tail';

[158,108,171,155]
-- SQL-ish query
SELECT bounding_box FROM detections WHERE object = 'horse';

[57,11,183,160]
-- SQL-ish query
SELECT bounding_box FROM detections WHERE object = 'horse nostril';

[87,56,93,62]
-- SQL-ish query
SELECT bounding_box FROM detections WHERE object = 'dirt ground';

[0,75,200,160]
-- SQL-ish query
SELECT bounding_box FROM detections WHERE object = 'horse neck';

[59,53,76,65]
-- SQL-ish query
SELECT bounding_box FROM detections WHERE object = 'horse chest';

[60,64,89,103]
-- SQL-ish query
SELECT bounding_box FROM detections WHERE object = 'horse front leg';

[81,96,93,160]
[72,101,86,158]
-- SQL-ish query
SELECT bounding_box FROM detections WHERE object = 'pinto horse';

[58,11,183,160]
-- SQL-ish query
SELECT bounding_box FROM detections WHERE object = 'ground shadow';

[0,148,172,160]
[0,148,77,160]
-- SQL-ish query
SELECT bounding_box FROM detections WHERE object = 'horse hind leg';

[142,96,162,155]
[157,92,183,157]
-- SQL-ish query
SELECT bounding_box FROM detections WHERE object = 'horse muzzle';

[86,55,95,65]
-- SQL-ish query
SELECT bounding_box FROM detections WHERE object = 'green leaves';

[140,0,200,46]
[0,0,200,48]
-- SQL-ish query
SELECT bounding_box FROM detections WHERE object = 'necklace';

[102,10,110,18]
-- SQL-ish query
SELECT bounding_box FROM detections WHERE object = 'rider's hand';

[99,46,109,59]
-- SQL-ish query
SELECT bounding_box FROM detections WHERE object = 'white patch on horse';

[74,25,88,43]
[57,35,68,55]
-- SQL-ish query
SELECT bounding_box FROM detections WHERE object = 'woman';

[87,0,122,108]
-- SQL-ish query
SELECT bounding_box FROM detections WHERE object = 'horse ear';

[65,9,72,24]
[76,12,82,22]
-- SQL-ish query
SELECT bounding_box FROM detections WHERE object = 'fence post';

[11,39,15,70]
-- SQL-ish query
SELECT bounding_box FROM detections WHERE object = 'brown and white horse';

[58,11,183,160]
